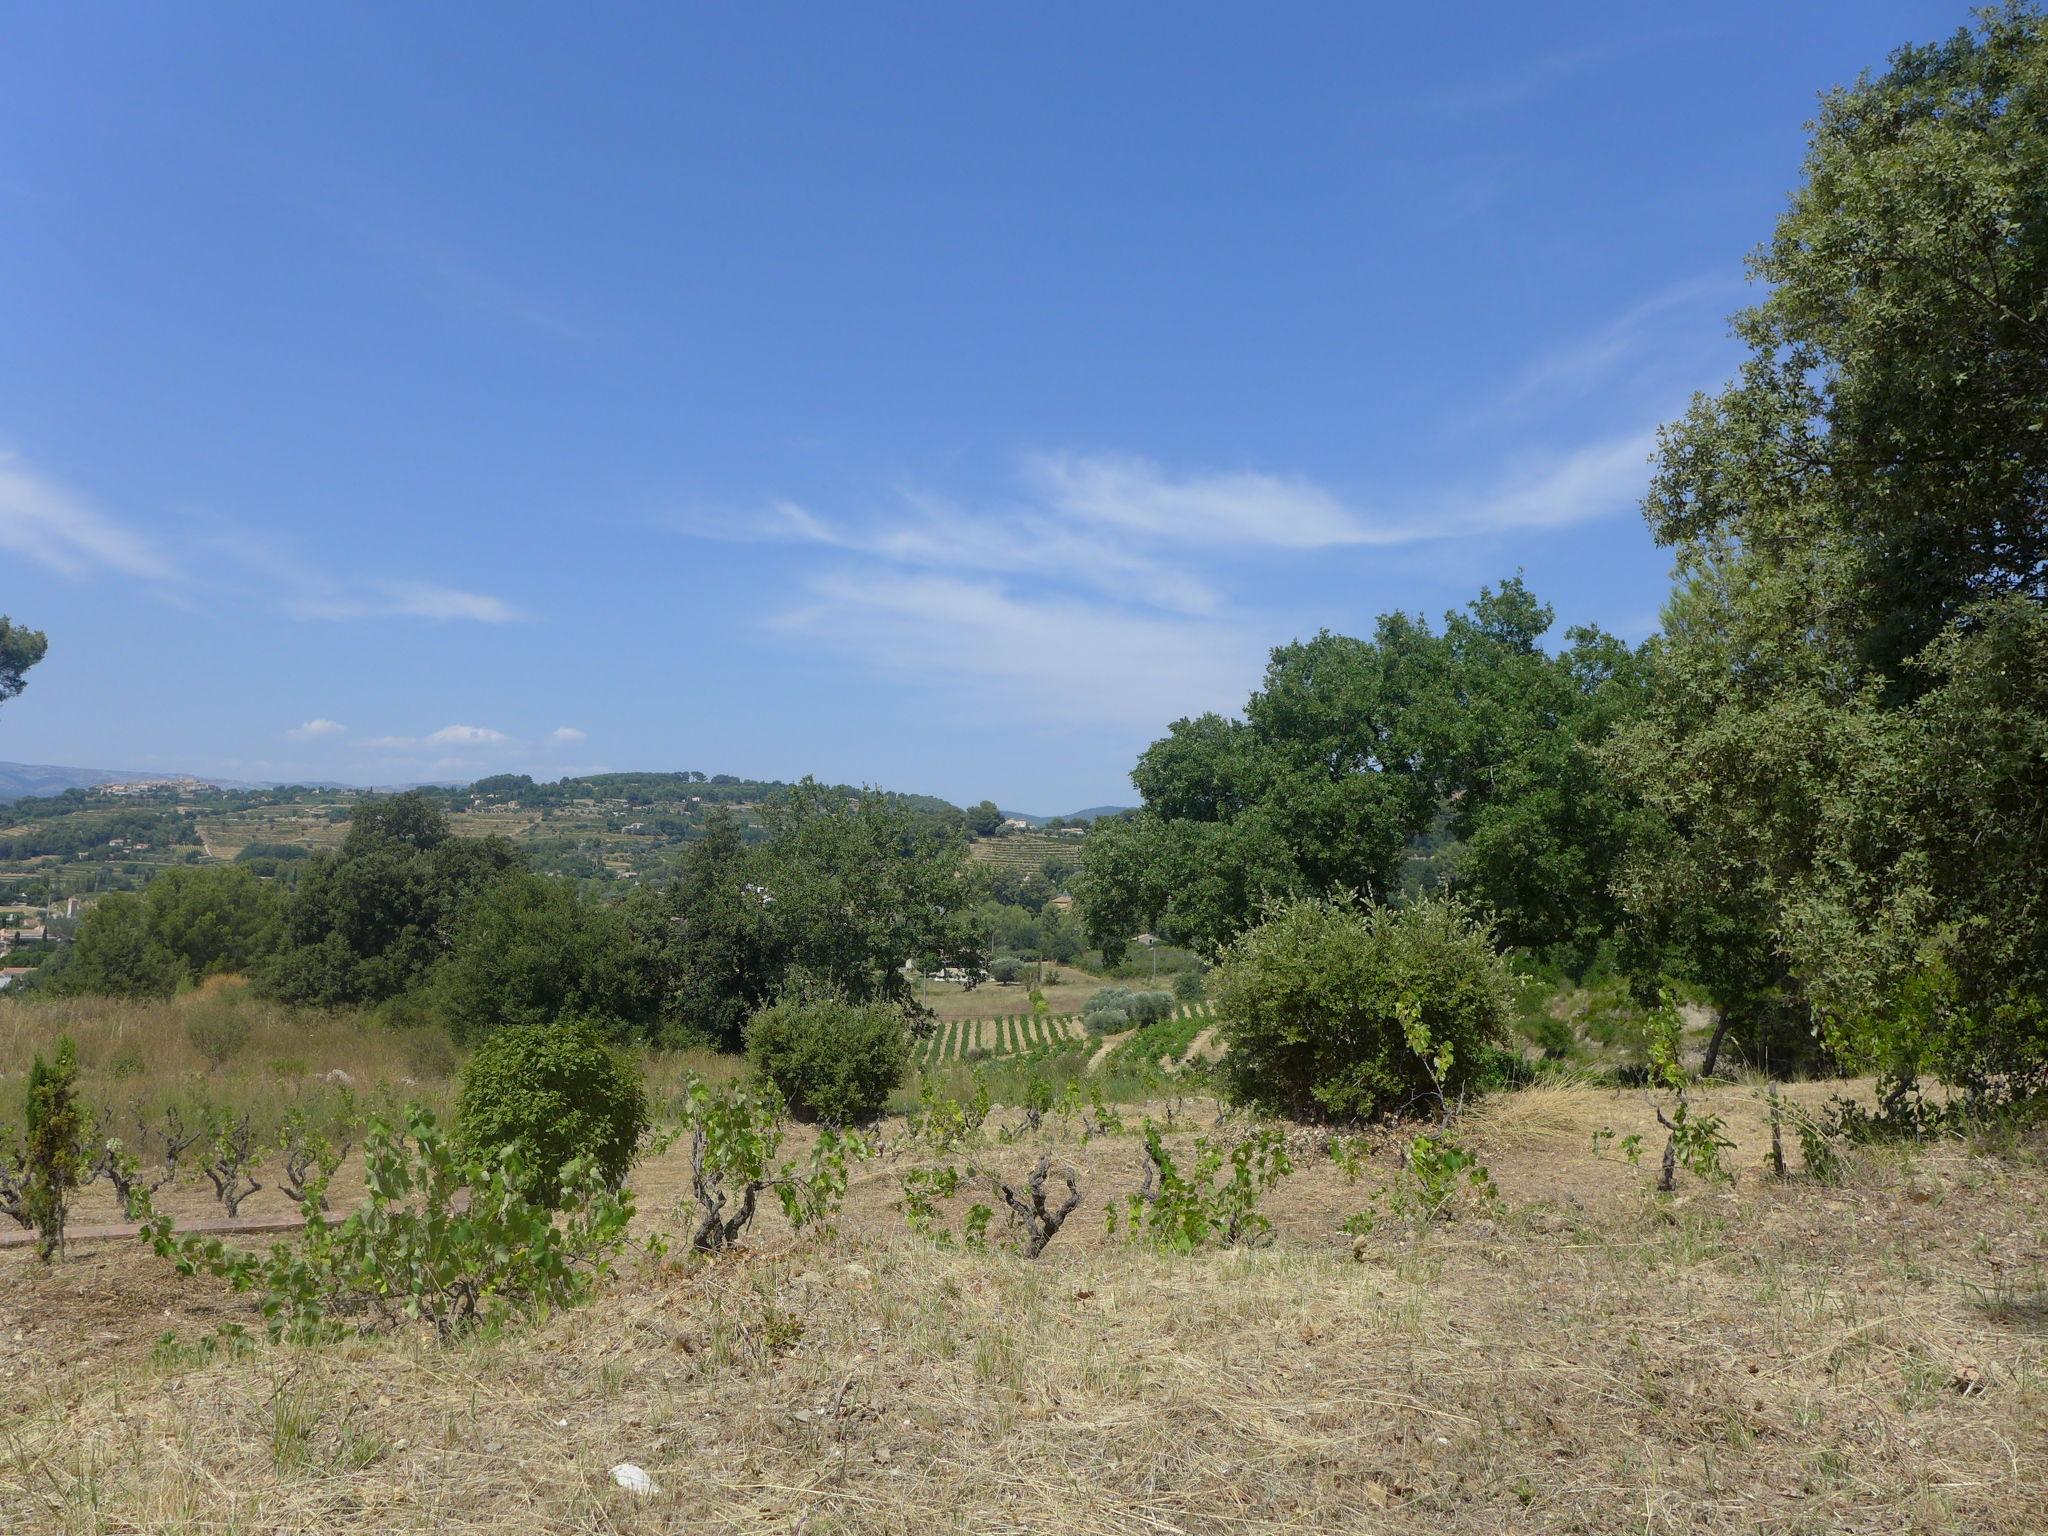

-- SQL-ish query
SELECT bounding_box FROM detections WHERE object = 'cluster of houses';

[0,897,77,990]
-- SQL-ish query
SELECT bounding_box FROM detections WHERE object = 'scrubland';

[4,1020,2044,1535]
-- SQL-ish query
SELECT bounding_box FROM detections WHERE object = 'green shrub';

[185,1004,252,1069]
[1128,990,1175,1024]
[988,955,1026,985]
[678,1077,861,1251]
[1110,1120,1292,1250]
[1210,894,1513,1122]
[1084,1007,1129,1036]
[1173,968,1207,1003]
[404,1028,460,1080]
[454,1020,647,1203]
[744,991,909,1124]
[22,1037,86,1261]
[136,1105,634,1341]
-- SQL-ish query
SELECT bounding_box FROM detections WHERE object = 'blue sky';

[1,2,1967,811]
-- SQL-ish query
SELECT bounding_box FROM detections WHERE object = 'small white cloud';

[547,726,586,745]
[286,719,347,741]
[424,724,510,747]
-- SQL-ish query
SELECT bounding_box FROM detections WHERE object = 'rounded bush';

[989,955,1027,985]
[1210,894,1513,1122]
[1082,986,1136,1019]
[1127,990,1175,1025]
[1084,1007,1129,1036]
[744,993,909,1124]
[185,1003,251,1069]
[455,1019,648,1203]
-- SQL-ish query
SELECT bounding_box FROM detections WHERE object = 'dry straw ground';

[3,1071,2046,1534]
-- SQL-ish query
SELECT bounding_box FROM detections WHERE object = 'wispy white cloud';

[1025,450,1372,550]
[682,278,1717,730]
[547,726,587,745]
[285,580,529,624]
[1498,273,1742,414]
[0,452,179,582]
[304,170,594,343]
[774,573,1263,728]
[0,449,530,629]
[207,529,530,624]
[286,718,347,740]
[423,724,510,747]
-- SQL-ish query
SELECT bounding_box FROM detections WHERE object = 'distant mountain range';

[1000,805,1134,826]
[0,761,361,802]
[0,761,1138,822]
[0,761,226,801]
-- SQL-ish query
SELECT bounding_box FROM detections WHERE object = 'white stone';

[611,1463,659,1496]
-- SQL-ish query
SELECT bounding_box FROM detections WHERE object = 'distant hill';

[1000,805,1135,827]
[0,761,202,802]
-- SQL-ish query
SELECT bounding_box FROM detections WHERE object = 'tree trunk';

[1700,1012,1733,1079]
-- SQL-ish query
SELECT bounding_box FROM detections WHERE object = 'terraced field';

[964,829,1085,874]
[913,1003,1215,1072]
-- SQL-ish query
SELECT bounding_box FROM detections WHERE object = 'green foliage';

[661,788,981,1050]
[0,614,48,706]
[184,1000,252,1069]
[1082,1006,1128,1036]
[1613,8,2048,1089]
[264,793,524,1009]
[895,1163,994,1249]
[1210,894,1513,1122]
[431,872,673,1044]
[51,894,184,999]
[677,1077,861,1251]
[454,1020,648,1205]
[1642,994,1733,1191]
[1082,986,1172,1033]
[904,1074,985,1153]
[44,865,285,998]
[988,955,1026,985]
[135,1106,634,1341]
[744,988,909,1124]
[1173,968,1206,1004]
[24,1036,86,1261]
[1110,1120,1292,1251]
[1075,581,1647,969]
[1391,1130,1496,1228]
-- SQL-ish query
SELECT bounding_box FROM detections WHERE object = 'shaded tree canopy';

[1078,579,1647,971]
[1611,6,2048,1085]
[0,616,47,706]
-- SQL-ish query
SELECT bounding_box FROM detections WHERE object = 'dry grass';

[4,1075,2047,1533]
[912,966,1114,1023]
[0,981,455,1131]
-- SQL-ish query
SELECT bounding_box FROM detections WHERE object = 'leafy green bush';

[13,1038,86,1260]
[988,955,1027,985]
[744,991,909,1124]
[184,1002,252,1069]
[1210,894,1513,1121]
[1082,986,1135,1022]
[1110,1120,1292,1250]
[1128,990,1174,1024]
[678,1077,862,1251]
[136,1106,634,1341]
[1083,1006,1128,1036]
[454,1020,648,1203]
[1173,968,1207,1003]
